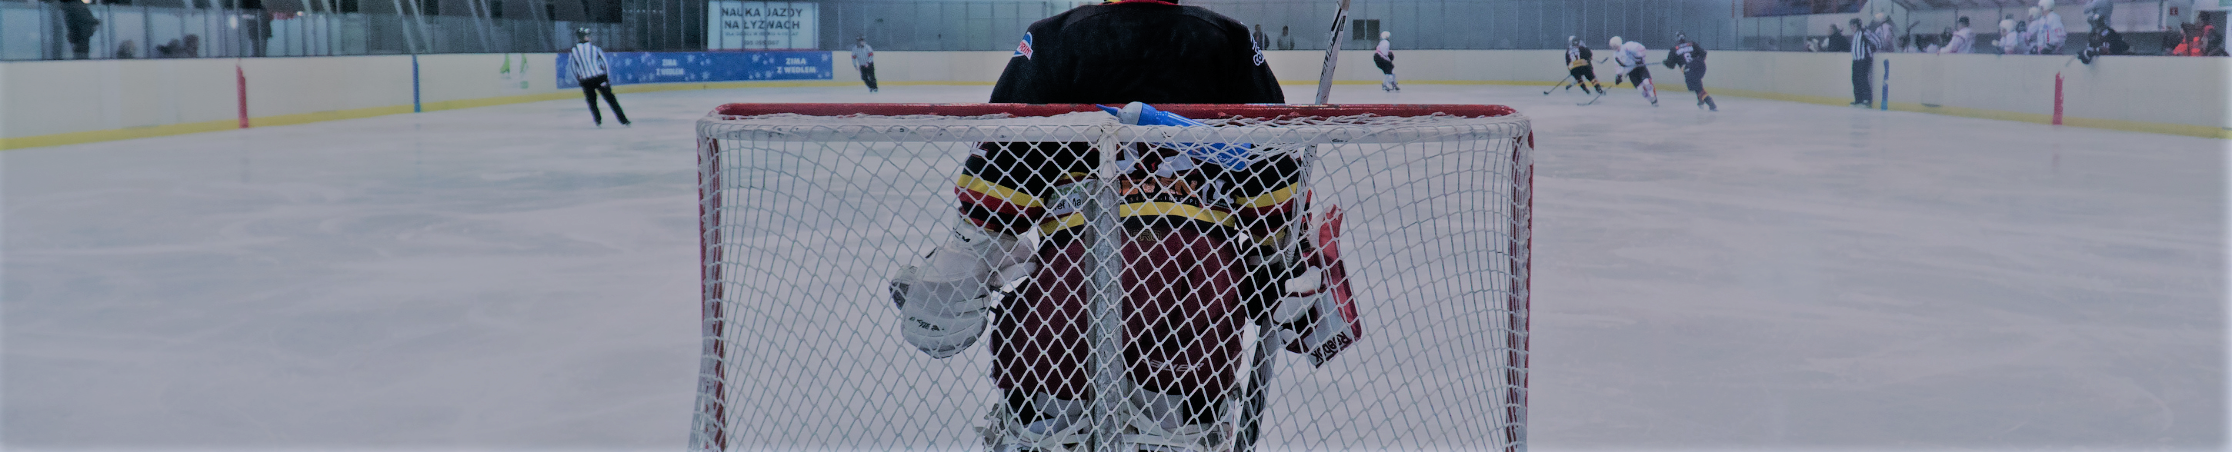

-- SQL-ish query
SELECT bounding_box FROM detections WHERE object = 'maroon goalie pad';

[991,226,1246,400]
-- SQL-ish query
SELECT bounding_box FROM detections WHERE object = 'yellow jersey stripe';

[1121,202,1237,228]
[1239,184,1300,209]
[1036,202,1240,235]
[957,174,1043,209]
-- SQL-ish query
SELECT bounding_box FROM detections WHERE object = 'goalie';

[885,1,1358,451]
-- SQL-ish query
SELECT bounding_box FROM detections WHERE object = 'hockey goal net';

[693,103,1532,452]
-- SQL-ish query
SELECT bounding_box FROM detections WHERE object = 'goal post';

[693,103,1533,452]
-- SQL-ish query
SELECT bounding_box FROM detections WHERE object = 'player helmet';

[574,27,591,41]
[1608,36,1622,48]
[2027,6,2041,18]
[2039,0,2054,9]
[1380,31,1391,39]
[1568,35,1578,46]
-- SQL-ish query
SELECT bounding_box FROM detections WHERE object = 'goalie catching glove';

[890,220,1038,358]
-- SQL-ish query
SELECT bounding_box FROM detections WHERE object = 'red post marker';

[237,65,250,129]
[2052,73,2064,126]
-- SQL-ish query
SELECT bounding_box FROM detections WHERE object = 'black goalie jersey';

[962,0,1299,248]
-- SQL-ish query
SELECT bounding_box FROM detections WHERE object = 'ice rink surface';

[4,82,2226,451]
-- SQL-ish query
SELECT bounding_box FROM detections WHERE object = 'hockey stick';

[1541,74,1575,95]
[1311,0,1353,104]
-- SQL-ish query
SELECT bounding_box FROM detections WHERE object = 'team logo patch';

[1014,33,1035,59]
[1251,36,1266,66]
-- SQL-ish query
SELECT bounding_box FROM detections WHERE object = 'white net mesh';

[692,104,1533,452]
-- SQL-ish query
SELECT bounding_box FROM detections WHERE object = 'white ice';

[3,83,2224,451]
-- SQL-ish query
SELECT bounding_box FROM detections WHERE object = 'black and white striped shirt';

[1850,29,1875,60]
[569,42,608,80]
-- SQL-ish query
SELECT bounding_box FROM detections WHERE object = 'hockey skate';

[1123,391,1237,452]
[980,392,1090,452]
[1569,85,1603,106]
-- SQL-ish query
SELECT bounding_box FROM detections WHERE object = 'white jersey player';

[1938,16,1975,54]
[1608,36,1656,106]
[2032,0,2068,54]
[1373,31,1399,91]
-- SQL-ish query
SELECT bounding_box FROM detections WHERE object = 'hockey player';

[887,1,1342,451]
[851,36,879,93]
[1562,36,1606,95]
[1938,16,1975,54]
[2084,0,2112,24]
[567,28,628,127]
[1608,36,1655,106]
[1997,17,2027,55]
[2032,1,2068,54]
[2077,12,2127,64]
[1374,31,1399,91]
[1663,33,1715,111]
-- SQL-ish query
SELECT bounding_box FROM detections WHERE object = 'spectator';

[1276,25,1295,50]
[1872,13,1895,51]
[1940,17,1974,53]
[2172,22,2205,56]
[1251,24,1269,50]
[1820,24,1850,52]
[58,0,98,60]
[154,35,198,58]
[114,39,135,59]
[851,36,878,93]
[2209,16,2227,56]
[2032,1,2067,55]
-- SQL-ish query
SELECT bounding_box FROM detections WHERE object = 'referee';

[569,28,629,127]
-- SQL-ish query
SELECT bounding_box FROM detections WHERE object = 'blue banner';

[558,51,832,88]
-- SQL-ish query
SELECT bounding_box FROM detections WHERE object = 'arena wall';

[2,50,2224,149]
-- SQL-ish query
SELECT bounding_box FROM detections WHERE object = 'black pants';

[1851,59,1873,105]
[859,64,879,91]
[579,75,629,125]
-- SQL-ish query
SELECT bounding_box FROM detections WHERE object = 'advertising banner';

[708,1,818,50]
[558,51,833,88]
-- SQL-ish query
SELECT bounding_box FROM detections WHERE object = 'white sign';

[708,1,818,50]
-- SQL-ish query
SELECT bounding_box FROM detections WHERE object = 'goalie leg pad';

[993,239,1094,399]
[1124,227,1246,399]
